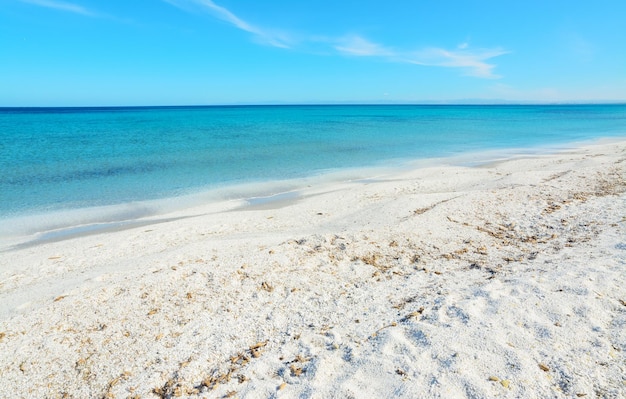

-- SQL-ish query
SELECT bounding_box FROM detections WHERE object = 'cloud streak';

[165,0,508,78]
[165,0,291,48]
[334,35,508,79]
[404,47,510,79]
[21,0,98,17]
[334,36,394,57]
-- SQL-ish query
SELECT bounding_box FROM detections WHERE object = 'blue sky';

[1,0,625,106]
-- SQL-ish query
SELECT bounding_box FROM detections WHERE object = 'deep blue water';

[1,104,625,238]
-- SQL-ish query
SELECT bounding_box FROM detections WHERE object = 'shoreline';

[0,139,624,398]
[2,136,624,251]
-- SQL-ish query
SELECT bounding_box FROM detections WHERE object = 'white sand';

[0,140,625,399]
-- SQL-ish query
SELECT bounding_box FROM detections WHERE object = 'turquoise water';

[1,104,625,239]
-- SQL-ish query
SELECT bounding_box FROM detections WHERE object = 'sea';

[1,104,625,244]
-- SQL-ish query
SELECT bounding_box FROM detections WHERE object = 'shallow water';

[1,104,624,239]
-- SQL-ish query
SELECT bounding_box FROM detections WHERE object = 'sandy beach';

[0,140,624,398]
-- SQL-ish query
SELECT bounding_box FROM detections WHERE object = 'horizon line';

[2,100,626,109]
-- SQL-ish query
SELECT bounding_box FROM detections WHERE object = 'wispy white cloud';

[165,0,291,48]
[192,0,260,36]
[404,47,510,79]
[165,1,508,78]
[334,35,508,79]
[334,35,394,57]
[21,0,97,17]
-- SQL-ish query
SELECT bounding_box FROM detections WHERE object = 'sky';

[1,0,625,106]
